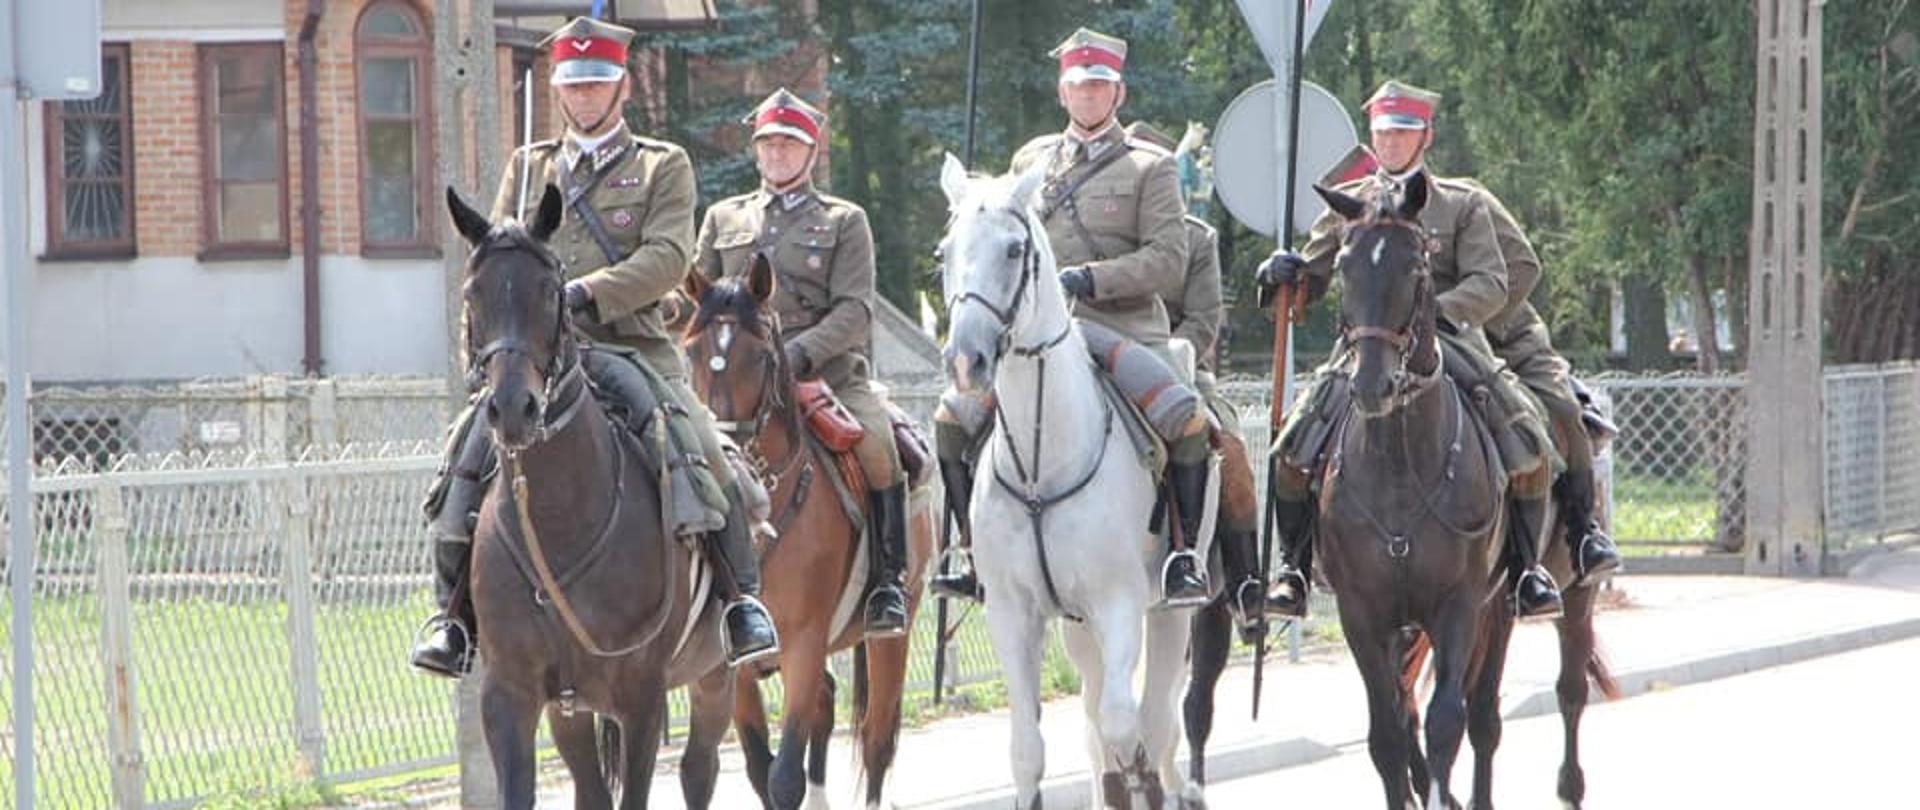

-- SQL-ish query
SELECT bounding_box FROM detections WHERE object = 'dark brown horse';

[1309,174,1512,810]
[680,255,934,810]
[447,185,736,810]
[1180,413,1264,798]
[1398,414,1623,810]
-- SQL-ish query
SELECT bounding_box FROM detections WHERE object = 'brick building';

[21,0,938,387]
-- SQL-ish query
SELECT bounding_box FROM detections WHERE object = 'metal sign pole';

[1,0,41,804]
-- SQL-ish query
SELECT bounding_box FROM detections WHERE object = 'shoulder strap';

[556,143,634,266]
[1040,145,1130,262]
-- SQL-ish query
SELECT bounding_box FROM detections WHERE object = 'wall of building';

[22,0,452,383]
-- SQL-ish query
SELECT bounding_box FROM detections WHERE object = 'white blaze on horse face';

[1371,235,1387,268]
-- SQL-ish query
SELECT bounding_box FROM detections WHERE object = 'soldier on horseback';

[930,28,1215,608]
[693,88,911,638]
[1256,80,1620,620]
[1125,119,1268,635]
[412,16,777,676]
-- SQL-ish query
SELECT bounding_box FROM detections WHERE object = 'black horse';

[1314,173,1511,809]
[447,185,736,810]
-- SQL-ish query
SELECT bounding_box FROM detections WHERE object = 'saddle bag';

[1278,370,1352,474]
[1441,339,1554,479]
[795,379,866,453]
[888,403,934,489]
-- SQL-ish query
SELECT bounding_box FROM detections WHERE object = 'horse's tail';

[1401,630,1433,696]
[1587,635,1623,701]
[851,640,870,743]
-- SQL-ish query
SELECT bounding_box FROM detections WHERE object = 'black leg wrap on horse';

[709,485,778,666]
[410,540,476,678]
[1162,459,1212,607]
[864,483,910,637]
[1264,498,1315,619]
[1555,467,1622,583]
[1507,496,1564,618]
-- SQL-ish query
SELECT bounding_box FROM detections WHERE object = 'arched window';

[356,1,434,253]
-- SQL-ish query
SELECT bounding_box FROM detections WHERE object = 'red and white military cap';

[1050,27,1126,84]
[1363,80,1441,131]
[541,16,636,86]
[746,88,825,146]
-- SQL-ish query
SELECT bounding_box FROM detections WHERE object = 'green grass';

[1609,469,1728,548]
[1,592,454,808]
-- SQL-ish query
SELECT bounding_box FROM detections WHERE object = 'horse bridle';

[465,241,590,449]
[945,207,1074,361]
[1338,216,1443,411]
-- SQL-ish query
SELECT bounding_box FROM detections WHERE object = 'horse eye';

[1005,242,1025,260]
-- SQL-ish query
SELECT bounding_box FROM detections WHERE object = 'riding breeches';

[935,320,1209,465]
[834,379,906,489]
[1497,341,1595,479]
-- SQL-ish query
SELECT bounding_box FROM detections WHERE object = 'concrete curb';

[904,615,1920,810]
[1503,615,1920,719]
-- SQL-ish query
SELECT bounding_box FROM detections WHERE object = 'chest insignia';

[609,176,643,189]
[610,210,634,228]
[806,254,823,270]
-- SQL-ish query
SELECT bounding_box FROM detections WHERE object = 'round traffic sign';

[1212,79,1358,238]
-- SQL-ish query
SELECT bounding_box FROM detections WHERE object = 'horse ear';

[748,252,778,304]
[529,184,563,242]
[940,152,970,208]
[1397,171,1429,220]
[1313,183,1367,221]
[446,186,492,245]
[1010,157,1049,212]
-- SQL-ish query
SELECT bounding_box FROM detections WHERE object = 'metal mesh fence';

[1823,363,1920,551]
[3,364,1916,805]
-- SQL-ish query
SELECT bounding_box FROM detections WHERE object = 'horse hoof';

[804,784,832,810]
[1177,783,1208,810]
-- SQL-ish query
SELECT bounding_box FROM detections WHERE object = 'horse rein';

[946,207,1074,361]
[958,203,1106,621]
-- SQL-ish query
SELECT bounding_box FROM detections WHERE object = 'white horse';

[938,153,1201,810]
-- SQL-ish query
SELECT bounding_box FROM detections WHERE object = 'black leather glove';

[563,280,593,314]
[1058,266,1096,301]
[784,342,814,378]
[1255,250,1306,290]
[1435,314,1461,336]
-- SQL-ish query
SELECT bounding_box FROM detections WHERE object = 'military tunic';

[1008,125,1190,349]
[1162,215,1240,439]
[1468,183,1580,420]
[490,126,736,489]
[491,127,696,379]
[695,185,902,486]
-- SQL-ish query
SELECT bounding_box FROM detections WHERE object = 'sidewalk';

[449,548,1920,809]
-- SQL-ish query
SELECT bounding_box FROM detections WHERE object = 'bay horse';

[938,153,1200,810]
[447,185,736,810]
[1308,173,1513,809]
[681,255,934,810]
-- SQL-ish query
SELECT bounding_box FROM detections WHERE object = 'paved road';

[1197,636,1920,808]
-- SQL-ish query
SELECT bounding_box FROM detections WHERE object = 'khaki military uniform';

[694,184,903,487]
[1009,125,1191,354]
[1276,172,1555,494]
[1468,182,1580,421]
[1163,215,1240,438]
[491,126,735,489]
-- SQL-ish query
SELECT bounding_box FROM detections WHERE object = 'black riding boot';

[1162,460,1212,607]
[422,404,490,543]
[864,483,910,638]
[1556,467,1622,584]
[1263,498,1315,619]
[710,487,779,666]
[410,540,476,678]
[1218,524,1268,643]
[928,454,984,602]
[1508,496,1564,618]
